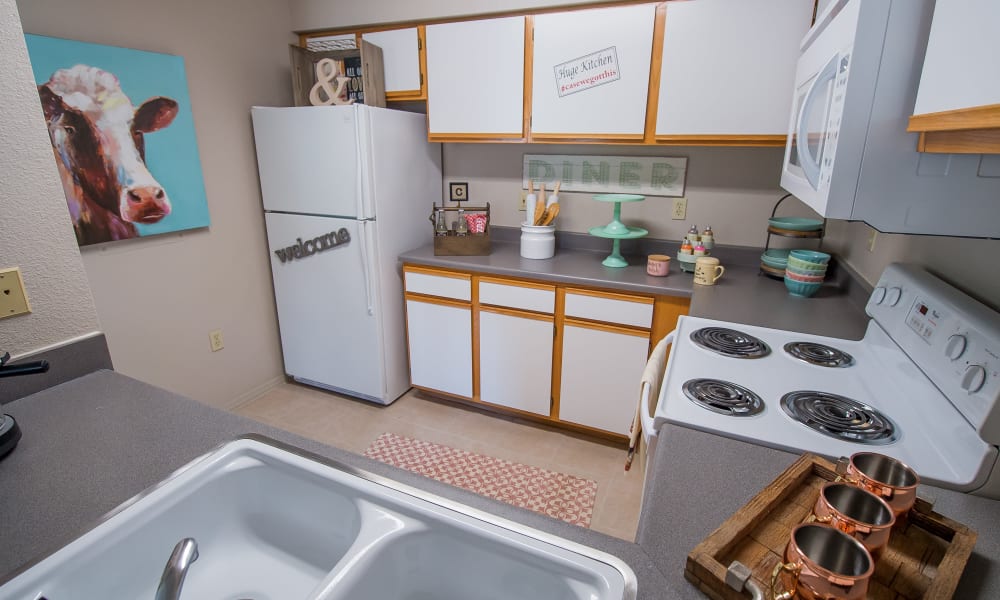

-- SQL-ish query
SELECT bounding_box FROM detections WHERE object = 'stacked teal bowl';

[785,250,830,297]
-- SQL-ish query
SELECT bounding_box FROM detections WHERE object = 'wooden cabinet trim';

[479,304,553,322]
[907,103,1000,132]
[522,16,535,139]
[550,287,567,425]
[478,275,555,293]
[643,3,668,144]
[404,292,470,308]
[418,24,428,99]
[529,132,647,142]
[471,273,481,401]
[565,287,654,305]
[403,264,472,280]
[916,128,1000,154]
[564,317,652,338]
[427,133,526,142]
[655,134,787,147]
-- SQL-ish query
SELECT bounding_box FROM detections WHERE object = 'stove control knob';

[961,365,987,394]
[872,287,887,305]
[886,287,903,306]
[944,334,968,360]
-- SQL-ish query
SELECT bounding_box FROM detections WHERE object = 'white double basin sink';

[0,436,636,599]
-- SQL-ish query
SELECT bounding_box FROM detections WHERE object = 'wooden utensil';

[541,202,560,226]
[533,183,547,225]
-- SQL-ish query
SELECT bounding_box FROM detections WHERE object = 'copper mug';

[813,482,895,556]
[838,452,919,519]
[771,523,873,600]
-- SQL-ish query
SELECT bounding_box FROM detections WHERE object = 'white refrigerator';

[251,105,442,404]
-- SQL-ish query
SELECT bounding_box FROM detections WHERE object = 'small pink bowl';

[785,269,825,283]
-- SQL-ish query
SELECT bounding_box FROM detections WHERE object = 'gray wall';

[15,0,296,408]
[0,0,101,358]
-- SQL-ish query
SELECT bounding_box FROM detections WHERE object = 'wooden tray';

[430,203,491,256]
[685,454,977,600]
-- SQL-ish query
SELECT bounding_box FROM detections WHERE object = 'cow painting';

[37,65,177,246]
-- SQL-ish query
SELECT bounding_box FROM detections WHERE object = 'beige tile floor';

[234,382,645,541]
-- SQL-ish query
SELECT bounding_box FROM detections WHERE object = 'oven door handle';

[640,330,675,443]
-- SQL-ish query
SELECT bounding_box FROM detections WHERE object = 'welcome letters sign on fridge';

[523,155,688,197]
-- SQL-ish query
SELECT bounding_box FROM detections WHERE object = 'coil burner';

[784,342,854,368]
[781,391,897,444]
[689,327,771,359]
[683,379,764,417]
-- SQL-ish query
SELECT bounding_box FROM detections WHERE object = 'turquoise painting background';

[24,34,210,240]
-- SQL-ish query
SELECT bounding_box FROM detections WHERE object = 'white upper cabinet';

[913,0,999,116]
[530,3,657,140]
[426,17,526,139]
[361,28,423,98]
[655,0,812,141]
[907,0,1000,153]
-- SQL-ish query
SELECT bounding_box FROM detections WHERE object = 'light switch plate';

[0,267,30,319]
[671,198,687,220]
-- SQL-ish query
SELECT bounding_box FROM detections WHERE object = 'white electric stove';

[652,263,1000,498]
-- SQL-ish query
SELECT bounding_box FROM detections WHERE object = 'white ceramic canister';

[520,224,556,259]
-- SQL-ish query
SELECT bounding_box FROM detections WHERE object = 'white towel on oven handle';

[625,331,674,471]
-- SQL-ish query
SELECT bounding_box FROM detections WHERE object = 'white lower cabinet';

[405,299,472,398]
[479,310,553,416]
[558,323,650,435]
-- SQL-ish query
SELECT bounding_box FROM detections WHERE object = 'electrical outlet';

[209,329,224,352]
[0,267,31,319]
[519,190,527,211]
[671,197,687,220]
[867,229,878,252]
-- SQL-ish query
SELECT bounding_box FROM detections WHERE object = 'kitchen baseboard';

[224,374,286,411]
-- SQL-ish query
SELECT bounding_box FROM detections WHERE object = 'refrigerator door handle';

[358,220,376,316]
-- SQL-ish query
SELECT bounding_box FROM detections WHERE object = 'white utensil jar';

[520,224,556,259]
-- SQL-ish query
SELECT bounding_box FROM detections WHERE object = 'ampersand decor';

[308,58,355,106]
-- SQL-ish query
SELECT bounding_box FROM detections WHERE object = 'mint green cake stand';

[588,194,648,268]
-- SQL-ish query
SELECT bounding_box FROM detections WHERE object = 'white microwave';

[780,0,1000,239]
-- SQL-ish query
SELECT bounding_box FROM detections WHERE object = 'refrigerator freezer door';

[265,212,386,401]
[252,106,363,218]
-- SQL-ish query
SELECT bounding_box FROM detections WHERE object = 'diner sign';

[554,47,620,97]
[522,154,688,197]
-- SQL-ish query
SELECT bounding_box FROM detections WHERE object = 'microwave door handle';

[796,54,839,189]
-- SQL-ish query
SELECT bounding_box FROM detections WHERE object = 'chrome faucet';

[0,351,49,378]
[155,538,199,600]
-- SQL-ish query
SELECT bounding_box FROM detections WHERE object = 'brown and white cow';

[38,65,178,246]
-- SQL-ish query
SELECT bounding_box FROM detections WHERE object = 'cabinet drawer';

[479,279,555,313]
[564,290,652,329]
[404,270,471,301]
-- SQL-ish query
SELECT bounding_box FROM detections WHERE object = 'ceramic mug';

[771,523,874,600]
[838,452,920,520]
[813,482,895,556]
[647,254,671,277]
[693,256,725,285]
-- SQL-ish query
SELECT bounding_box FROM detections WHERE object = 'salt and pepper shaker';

[686,225,700,243]
[701,225,715,249]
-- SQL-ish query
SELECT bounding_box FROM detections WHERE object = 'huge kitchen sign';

[523,155,688,197]
[554,47,620,97]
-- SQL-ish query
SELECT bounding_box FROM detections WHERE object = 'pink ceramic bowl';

[785,269,825,283]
